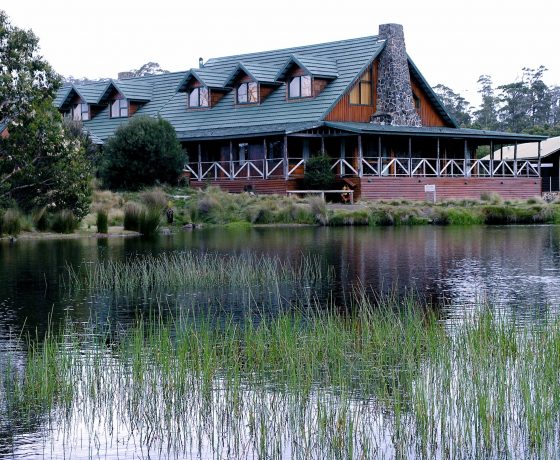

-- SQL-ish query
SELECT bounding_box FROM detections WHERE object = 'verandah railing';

[184,157,540,181]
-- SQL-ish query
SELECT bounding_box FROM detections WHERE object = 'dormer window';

[189,87,209,108]
[110,98,128,118]
[288,75,311,99]
[72,103,90,121]
[237,82,258,104]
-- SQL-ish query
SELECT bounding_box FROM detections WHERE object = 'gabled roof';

[54,82,108,108]
[176,67,231,92]
[276,53,339,80]
[98,79,153,103]
[224,62,280,87]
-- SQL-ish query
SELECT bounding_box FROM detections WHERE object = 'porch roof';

[178,122,322,141]
[324,122,547,143]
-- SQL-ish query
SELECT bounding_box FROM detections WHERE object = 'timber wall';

[360,177,542,201]
[189,178,298,195]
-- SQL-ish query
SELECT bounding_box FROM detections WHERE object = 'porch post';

[321,135,325,154]
[537,141,542,177]
[408,137,412,177]
[490,140,494,177]
[464,139,469,177]
[229,141,234,180]
[357,135,363,178]
[283,135,289,179]
[263,138,268,179]
[514,141,518,177]
[197,143,202,180]
[436,137,440,177]
[378,135,382,177]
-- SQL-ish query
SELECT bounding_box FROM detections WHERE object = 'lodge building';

[54,24,546,201]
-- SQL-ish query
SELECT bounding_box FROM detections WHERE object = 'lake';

[1,225,560,459]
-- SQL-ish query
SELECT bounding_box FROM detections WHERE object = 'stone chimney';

[117,71,134,80]
[372,24,421,127]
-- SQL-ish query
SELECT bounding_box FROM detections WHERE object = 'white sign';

[424,184,436,192]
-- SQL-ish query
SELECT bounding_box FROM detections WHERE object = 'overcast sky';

[2,0,558,107]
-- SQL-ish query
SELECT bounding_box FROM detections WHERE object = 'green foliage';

[303,155,335,190]
[96,210,108,234]
[432,84,473,127]
[0,100,93,219]
[0,10,59,124]
[1,208,22,236]
[99,116,185,190]
[328,210,369,226]
[139,207,161,238]
[49,210,78,234]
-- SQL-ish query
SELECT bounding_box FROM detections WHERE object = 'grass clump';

[32,207,49,231]
[96,209,109,234]
[328,209,369,226]
[1,208,23,236]
[49,210,78,234]
[123,202,143,231]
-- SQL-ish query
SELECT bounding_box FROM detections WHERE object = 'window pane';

[301,76,311,97]
[349,85,360,104]
[289,77,300,98]
[248,82,258,103]
[199,87,209,107]
[73,104,82,120]
[360,82,371,105]
[189,89,199,107]
[81,104,90,121]
[361,69,371,82]
[111,100,120,117]
[237,83,247,103]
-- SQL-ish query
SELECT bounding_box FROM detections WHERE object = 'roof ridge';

[206,35,379,65]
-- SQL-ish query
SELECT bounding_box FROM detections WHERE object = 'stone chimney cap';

[378,23,405,40]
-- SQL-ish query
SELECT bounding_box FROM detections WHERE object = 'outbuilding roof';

[481,136,560,160]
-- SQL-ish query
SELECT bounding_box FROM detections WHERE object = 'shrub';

[124,202,143,231]
[369,209,394,226]
[303,155,335,190]
[96,209,109,234]
[50,210,78,234]
[32,207,49,231]
[99,116,185,190]
[1,208,22,235]
[328,210,369,226]
[480,192,503,204]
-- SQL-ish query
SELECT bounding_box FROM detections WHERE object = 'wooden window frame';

[71,103,90,121]
[188,87,210,108]
[236,81,259,105]
[110,98,129,118]
[349,68,373,106]
[288,75,312,99]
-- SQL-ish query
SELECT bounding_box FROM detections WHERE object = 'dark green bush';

[96,209,109,234]
[33,207,48,231]
[328,210,369,226]
[99,116,185,190]
[303,155,335,190]
[50,210,78,234]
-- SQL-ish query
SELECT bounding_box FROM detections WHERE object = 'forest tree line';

[433,66,560,136]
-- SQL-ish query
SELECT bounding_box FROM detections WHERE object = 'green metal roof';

[54,34,489,145]
[276,53,338,80]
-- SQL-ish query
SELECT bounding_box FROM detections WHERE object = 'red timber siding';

[325,61,377,122]
[189,178,299,195]
[129,102,140,116]
[360,177,542,201]
[410,76,447,127]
